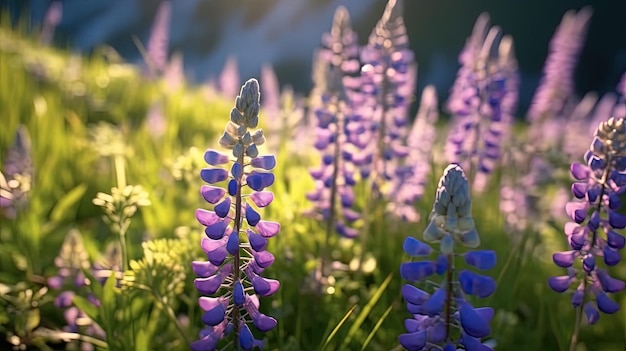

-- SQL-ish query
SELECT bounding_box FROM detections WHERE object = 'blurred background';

[3,0,626,112]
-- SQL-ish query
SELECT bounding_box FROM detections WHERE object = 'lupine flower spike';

[400,164,497,351]
[391,85,439,222]
[359,0,415,199]
[527,7,592,146]
[445,13,519,190]
[549,117,626,350]
[307,5,362,241]
[39,1,63,46]
[144,0,171,77]
[192,78,279,351]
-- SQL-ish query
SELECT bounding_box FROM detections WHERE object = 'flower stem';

[119,228,128,272]
[444,253,454,341]
[233,153,244,350]
[159,293,192,348]
[114,155,127,189]
[568,301,583,351]
[321,97,342,277]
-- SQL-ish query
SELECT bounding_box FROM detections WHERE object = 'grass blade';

[341,273,393,349]
[360,303,394,351]
[319,304,357,351]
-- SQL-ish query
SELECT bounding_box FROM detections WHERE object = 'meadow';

[1,1,626,351]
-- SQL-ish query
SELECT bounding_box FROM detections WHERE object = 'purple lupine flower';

[499,181,529,233]
[163,52,185,92]
[562,92,598,160]
[47,230,106,349]
[400,164,496,350]
[306,5,362,239]
[444,13,491,172]
[527,7,592,145]
[550,117,626,330]
[389,85,439,222]
[260,64,307,155]
[144,0,171,76]
[219,56,241,100]
[39,1,62,45]
[145,101,167,139]
[472,35,519,192]
[1,126,32,218]
[445,13,519,191]
[192,79,278,350]
[260,64,281,120]
[359,0,415,197]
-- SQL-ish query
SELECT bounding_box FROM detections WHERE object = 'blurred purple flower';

[144,0,171,76]
[306,5,363,238]
[1,126,33,218]
[527,7,592,144]
[445,13,519,191]
[40,1,63,45]
[359,0,415,198]
[219,56,241,100]
[389,85,439,222]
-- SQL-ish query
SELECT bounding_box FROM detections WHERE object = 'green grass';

[0,24,625,351]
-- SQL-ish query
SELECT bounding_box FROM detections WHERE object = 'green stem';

[119,227,128,272]
[114,155,126,189]
[233,152,244,350]
[356,183,372,274]
[444,253,454,341]
[161,296,191,348]
[321,97,342,278]
[568,301,583,351]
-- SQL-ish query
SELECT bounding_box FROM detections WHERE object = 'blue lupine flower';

[399,164,496,350]
[192,78,279,351]
[550,117,626,328]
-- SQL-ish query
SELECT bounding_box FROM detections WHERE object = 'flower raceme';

[399,164,496,351]
[191,78,279,351]
[307,5,362,239]
[549,117,626,326]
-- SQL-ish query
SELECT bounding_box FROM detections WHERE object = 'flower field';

[1,1,625,350]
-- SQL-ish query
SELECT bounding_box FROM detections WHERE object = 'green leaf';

[49,183,87,223]
[72,295,99,322]
[26,309,40,332]
[82,268,103,299]
[101,272,117,312]
[134,328,150,351]
[360,304,394,351]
